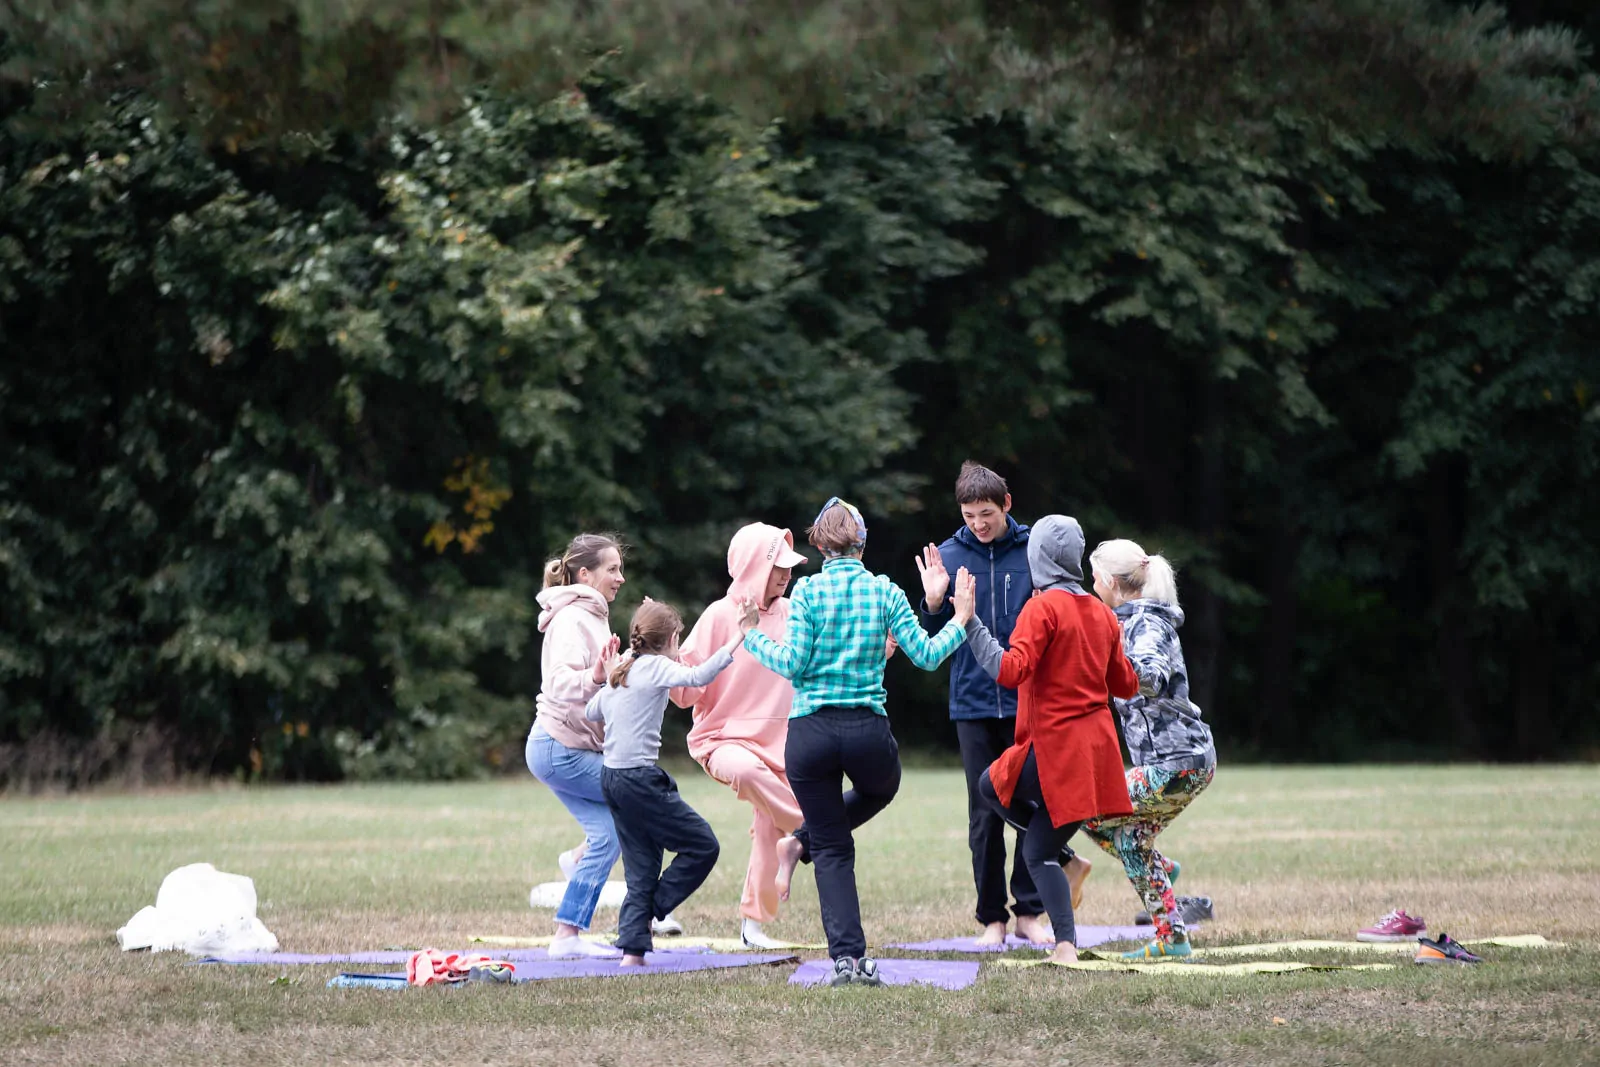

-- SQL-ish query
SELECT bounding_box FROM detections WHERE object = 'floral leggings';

[1082,764,1215,945]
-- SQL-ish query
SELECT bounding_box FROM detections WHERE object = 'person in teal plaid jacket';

[741,497,976,986]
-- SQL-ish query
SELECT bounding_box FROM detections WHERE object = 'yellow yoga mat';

[1190,934,1562,958]
[994,955,1398,975]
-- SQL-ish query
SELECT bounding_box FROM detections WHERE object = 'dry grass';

[2,764,1598,1066]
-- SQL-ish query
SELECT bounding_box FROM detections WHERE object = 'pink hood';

[537,583,609,633]
[672,523,804,765]
[726,523,803,605]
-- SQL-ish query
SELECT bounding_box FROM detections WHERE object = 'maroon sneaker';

[1357,909,1427,942]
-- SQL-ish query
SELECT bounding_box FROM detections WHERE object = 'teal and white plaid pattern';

[744,558,965,718]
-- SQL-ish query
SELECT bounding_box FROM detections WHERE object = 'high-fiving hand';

[951,568,977,625]
[592,633,622,685]
[915,543,949,611]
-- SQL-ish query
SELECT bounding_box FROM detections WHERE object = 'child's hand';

[915,544,949,611]
[952,568,978,625]
[736,597,760,634]
[592,633,621,684]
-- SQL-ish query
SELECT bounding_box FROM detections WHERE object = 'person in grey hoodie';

[1082,538,1217,962]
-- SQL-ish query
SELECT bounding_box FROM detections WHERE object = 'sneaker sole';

[1356,932,1421,942]
[1414,955,1475,964]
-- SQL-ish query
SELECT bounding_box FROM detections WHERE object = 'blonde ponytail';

[1089,538,1180,609]
[1140,554,1179,606]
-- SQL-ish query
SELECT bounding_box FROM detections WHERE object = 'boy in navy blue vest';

[918,462,1090,945]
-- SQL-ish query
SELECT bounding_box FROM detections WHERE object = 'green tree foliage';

[0,76,952,782]
[3,1,1596,155]
[4,13,1599,782]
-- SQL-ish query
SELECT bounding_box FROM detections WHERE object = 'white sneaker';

[740,918,787,950]
[548,934,621,959]
[651,913,684,937]
[557,849,580,881]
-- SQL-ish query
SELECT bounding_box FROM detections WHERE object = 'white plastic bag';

[116,862,280,955]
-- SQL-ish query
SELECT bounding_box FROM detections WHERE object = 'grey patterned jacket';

[1113,599,1216,771]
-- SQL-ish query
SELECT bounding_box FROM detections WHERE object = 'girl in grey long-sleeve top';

[583,598,751,964]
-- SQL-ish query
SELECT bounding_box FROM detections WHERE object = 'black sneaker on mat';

[1134,896,1214,926]
[1415,933,1482,965]
[853,957,883,987]
[828,956,857,987]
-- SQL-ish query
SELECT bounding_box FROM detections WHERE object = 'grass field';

[3,764,1598,1066]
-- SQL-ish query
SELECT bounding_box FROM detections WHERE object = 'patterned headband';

[815,496,868,556]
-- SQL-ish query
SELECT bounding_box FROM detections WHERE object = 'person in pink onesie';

[671,523,809,949]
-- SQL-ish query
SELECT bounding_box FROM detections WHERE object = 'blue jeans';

[525,726,619,930]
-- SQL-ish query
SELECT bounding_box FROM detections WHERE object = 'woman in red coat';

[958,514,1139,964]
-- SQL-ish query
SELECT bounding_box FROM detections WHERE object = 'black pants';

[786,706,902,960]
[956,718,1044,925]
[978,750,1081,946]
[600,764,720,957]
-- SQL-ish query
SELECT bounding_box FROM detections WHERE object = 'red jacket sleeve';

[996,598,1055,690]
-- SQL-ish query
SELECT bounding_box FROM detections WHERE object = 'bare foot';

[1013,914,1054,945]
[976,921,1008,946]
[1049,942,1080,966]
[1065,855,1092,911]
[620,954,646,967]
[774,835,804,902]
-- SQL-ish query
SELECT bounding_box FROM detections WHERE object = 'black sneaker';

[828,956,857,986]
[1415,932,1482,965]
[853,956,884,987]
[1134,896,1214,926]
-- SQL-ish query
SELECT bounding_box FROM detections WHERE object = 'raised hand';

[952,567,978,625]
[592,633,622,684]
[736,597,760,633]
[914,543,950,611]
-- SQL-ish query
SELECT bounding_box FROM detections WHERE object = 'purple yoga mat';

[789,958,979,990]
[326,953,796,987]
[513,952,795,981]
[197,944,727,966]
[886,924,1159,953]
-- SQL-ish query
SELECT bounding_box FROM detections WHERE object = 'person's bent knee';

[977,768,999,805]
[585,829,621,867]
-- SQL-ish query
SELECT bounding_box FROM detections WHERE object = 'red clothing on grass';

[987,590,1141,827]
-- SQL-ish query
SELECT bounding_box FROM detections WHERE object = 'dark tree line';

[2,4,1597,783]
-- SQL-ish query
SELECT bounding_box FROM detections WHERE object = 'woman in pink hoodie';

[525,533,629,959]
[671,524,809,949]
